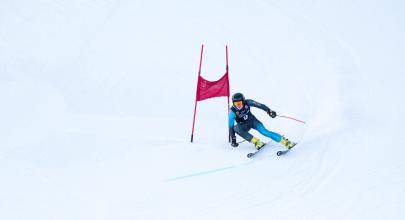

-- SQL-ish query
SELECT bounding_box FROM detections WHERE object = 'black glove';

[267,109,277,118]
[231,136,239,147]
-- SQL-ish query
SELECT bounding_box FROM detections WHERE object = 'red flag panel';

[196,72,229,101]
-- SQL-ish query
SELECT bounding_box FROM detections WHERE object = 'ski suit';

[229,99,282,142]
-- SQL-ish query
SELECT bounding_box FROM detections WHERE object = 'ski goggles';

[233,101,243,108]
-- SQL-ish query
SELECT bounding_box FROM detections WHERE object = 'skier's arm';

[246,99,270,112]
[228,110,236,138]
[229,111,238,147]
[246,99,277,118]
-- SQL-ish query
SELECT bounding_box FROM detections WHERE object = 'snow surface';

[1,0,405,219]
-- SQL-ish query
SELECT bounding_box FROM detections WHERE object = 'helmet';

[232,93,245,103]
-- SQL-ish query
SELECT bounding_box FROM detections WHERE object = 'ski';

[247,142,298,158]
[276,143,297,156]
[247,143,267,158]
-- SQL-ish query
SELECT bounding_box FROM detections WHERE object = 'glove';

[267,109,277,118]
[231,136,239,147]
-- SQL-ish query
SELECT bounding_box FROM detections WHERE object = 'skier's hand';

[231,136,239,147]
[267,109,277,118]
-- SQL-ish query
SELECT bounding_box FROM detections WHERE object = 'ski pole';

[278,115,306,124]
[237,140,247,144]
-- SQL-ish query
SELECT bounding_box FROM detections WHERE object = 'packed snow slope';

[1,0,405,219]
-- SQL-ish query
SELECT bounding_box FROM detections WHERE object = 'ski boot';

[279,136,296,149]
[251,137,265,150]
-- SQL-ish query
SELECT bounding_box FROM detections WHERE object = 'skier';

[229,92,295,150]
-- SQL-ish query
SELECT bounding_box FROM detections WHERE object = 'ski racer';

[229,92,296,149]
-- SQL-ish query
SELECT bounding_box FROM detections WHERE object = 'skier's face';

[233,101,243,110]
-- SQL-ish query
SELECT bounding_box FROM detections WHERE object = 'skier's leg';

[254,120,295,149]
[233,123,253,141]
[235,122,264,150]
[254,121,282,142]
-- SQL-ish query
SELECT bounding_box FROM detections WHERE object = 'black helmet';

[232,92,245,103]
